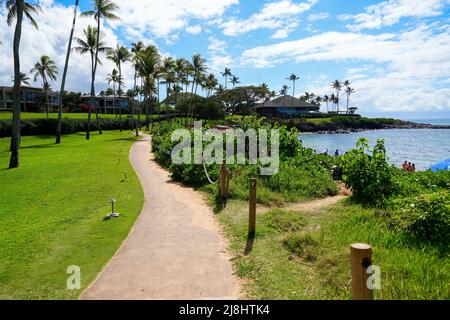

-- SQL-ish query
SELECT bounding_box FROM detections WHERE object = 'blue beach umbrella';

[430,159,450,172]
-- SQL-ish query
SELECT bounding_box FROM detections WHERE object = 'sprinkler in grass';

[105,199,120,219]
[122,169,129,182]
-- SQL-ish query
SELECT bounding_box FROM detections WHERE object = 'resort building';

[81,95,132,114]
[0,86,59,112]
[253,95,320,118]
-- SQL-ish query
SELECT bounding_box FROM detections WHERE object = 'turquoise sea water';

[301,127,450,171]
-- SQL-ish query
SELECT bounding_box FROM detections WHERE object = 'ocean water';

[300,128,450,171]
[410,119,450,126]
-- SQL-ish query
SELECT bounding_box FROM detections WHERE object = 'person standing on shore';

[402,161,409,171]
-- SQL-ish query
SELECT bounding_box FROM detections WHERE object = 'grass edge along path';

[211,197,449,300]
[0,131,144,299]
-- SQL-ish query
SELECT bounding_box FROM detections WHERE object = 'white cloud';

[221,0,318,38]
[207,37,233,73]
[241,24,450,112]
[307,12,330,22]
[339,0,448,31]
[111,0,238,38]
[186,25,202,35]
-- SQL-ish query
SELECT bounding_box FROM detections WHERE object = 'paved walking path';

[81,135,240,300]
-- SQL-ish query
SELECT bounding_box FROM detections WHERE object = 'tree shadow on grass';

[20,143,56,151]
[213,194,228,214]
[105,137,139,142]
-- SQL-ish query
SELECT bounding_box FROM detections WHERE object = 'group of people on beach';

[402,161,416,172]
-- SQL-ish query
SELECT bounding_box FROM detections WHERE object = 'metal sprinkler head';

[106,199,120,219]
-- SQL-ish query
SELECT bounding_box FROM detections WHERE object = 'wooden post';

[351,243,374,300]
[220,161,228,198]
[248,178,257,237]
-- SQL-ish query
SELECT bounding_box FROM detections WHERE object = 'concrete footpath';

[81,135,240,300]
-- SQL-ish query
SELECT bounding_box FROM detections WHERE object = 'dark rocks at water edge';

[280,118,450,134]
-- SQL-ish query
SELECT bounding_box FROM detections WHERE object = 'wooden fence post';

[220,161,228,199]
[249,178,257,237]
[351,243,374,300]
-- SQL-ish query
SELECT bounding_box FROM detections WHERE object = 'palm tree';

[131,41,145,136]
[343,81,355,114]
[106,69,122,117]
[81,0,119,138]
[107,45,131,131]
[331,80,343,114]
[205,74,218,98]
[229,76,240,89]
[12,72,30,86]
[280,85,289,108]
[56,0,80,145]
[73,25,110,140]
[174,58,188,115]
[323,94,330,113]
[135,45,160,130]
[160,57,175,122]
[30,55,58,118]
[6,0,41,168]
[221,68,232,89]
[287,73,300,107]
[188,54,207,125]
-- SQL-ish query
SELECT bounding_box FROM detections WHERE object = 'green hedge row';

[0,118,140,138]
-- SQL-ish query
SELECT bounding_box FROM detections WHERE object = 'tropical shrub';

[341,138,399,207]
[390,193,450,245]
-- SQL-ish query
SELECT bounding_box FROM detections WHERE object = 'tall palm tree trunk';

[118,62,122,132]
[87,53,95,140]
[45,87,49,119]
[157,79,161,129]
[9,0,24,169]
[291,81,296,107]
[92,12,102,135]
[133,70,139,137]
[346,94,350,115]
[56,0,79,144]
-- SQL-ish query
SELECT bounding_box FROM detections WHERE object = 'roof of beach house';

[254,95,319,109]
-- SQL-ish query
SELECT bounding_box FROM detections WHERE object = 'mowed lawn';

[0,132,144,299]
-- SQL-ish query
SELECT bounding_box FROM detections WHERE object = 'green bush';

[151,120,339,203]
[391,193,450,245]
[341,138,399,207]
[0,117,137,138]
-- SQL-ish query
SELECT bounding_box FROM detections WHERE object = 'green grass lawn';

[214,198,449,300]
[0,131,144,299]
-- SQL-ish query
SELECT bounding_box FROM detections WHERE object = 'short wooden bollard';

[248,178,257,237]
[351,243,374,300]
[220,162,229,198]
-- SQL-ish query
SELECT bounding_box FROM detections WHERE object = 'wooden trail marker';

[351,243,374,300]
[219,161,229,199]
[249,178,257,237]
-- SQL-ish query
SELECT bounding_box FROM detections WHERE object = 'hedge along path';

[81,135,240,300]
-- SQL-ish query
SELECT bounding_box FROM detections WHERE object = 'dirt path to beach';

[81,135,240,300]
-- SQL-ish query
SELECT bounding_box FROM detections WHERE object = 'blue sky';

[1,0,450,118]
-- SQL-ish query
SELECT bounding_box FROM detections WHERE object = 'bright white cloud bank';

[113,0,238,39]
[340,0,448,31]
[241,23,450,112]
[221,0,318,39]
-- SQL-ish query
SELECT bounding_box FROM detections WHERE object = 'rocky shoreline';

[293,120,450,134]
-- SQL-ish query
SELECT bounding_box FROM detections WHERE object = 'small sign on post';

[350,243,374,300]
[249,178,257,237]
